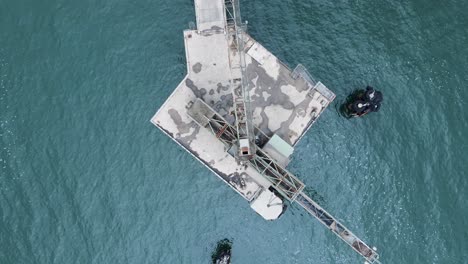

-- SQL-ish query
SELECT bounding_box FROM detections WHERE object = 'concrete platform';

[194,0,226,31]
[151,1,334,220]
[149,2,381,262]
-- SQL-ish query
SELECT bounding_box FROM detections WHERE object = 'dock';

[151,0,380,262]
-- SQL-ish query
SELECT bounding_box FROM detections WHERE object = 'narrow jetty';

[151,0,380,262]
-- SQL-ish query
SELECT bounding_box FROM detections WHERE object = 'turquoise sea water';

[1,0,467,263]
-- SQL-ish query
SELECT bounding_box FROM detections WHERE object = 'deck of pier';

[151,1,333,204]
[151,0,381,262]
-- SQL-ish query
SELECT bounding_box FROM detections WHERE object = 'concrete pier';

[152,0,333,219]
[151,0,379,262]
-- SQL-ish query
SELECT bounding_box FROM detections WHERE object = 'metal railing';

[291,64,318,87]
[291,64,336,101]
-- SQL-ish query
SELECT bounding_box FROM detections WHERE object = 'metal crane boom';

[225,0,256,160]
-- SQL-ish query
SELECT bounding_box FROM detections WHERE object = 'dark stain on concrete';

[228,172,247,190]
[186,78,207,100]
[243,58,318,142]
[192,62,202,73]
[216,82,230,94]
[168,108,201,146]
[179,125,201,146]
[214,94,234,123]
[246,60,295,110]
[259,110,272,136]
[168,108,193,135]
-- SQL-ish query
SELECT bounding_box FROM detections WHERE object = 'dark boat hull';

[340,87,383,118]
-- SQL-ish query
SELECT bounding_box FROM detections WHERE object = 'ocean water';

[1,0,467,263]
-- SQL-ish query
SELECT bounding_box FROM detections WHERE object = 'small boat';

[212,239,232,264]
[341,86,383,118]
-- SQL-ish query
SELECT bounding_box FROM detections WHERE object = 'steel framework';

[224,0,255,159]
[188,99,305,200]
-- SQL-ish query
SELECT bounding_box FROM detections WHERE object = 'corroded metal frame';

[249,150,305,201]
[296,194,381,263]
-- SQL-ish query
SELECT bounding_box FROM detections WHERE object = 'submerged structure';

[151,0,380,263]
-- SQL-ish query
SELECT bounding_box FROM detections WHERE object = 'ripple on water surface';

[1,0,468,263]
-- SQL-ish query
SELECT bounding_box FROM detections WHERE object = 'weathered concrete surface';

[244,41,332,145]
[151,1,334,219]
